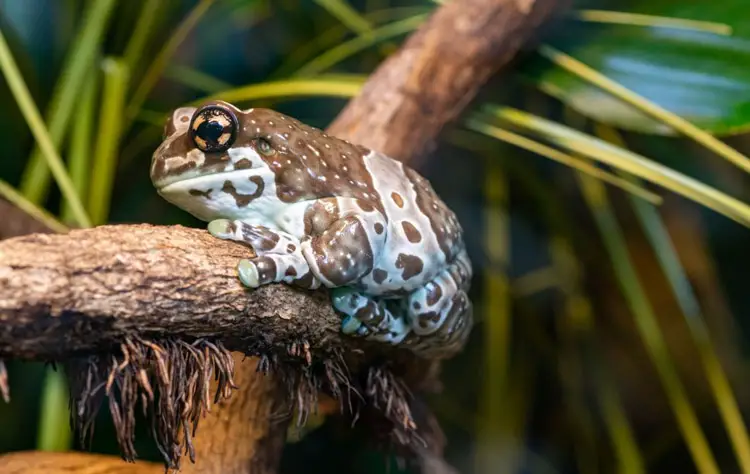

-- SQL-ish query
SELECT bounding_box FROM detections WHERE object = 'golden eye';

[189,104,238,153]
[256,137,276,156]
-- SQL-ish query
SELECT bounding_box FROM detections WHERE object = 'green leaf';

[520,12,750,136]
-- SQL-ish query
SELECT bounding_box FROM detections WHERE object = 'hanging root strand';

[0,360,9,403]
[65,337,237,470]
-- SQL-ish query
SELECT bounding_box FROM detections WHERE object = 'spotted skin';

[151,100,474,359]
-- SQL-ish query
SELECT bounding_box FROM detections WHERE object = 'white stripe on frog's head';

[155,145,283,223]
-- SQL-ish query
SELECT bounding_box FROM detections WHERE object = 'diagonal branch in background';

[0,0,568,472]
[327,0,568,163]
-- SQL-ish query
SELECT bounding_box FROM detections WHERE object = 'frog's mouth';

[155,169,255,195]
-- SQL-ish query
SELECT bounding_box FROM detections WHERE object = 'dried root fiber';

[65,337,237,470]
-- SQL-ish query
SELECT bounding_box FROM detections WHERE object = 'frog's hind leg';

[207,219,322,290]
[406,249,474,358]
[331,287,409,344]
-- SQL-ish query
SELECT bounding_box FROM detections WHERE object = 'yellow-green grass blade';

[474,157,513,474]
[314,0,374,35]
[62,71,98,225]
[575,169,720,474]
[17,0,118,205]
[549,237,645,474]
[537,45,750,175]
[124,0,216,129]
[463,119,662,205]
[271,6,430,79]
[0,180,68,234]
[164,64,233,94]
[0,28,91,228]
[568,10,732,35]
[123,0,167,74]
[479,106,750,227]
[187,75,366,106]
[36,368,72,452]
[596,123,750,473]
[88,58,129,226]
[293,14,427,77]
[595,361,646,474]
[549,238,599,474]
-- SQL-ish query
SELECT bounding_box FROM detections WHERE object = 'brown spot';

[221,176,265,207]
[354,301,384,326]
[188,188,212,198]
[239,224,279,251]
[287,243,296,253]
[426,282,443,306]
[372,269,388,284]
[395,253,423,280]
[180,116,189,123]
[401,221,422,243]
[357,200,375,212]
[403,166,463,262]
[293,271,317,289]
[418,311,440,328]
[285,265,298,277]
[374,223,384,234]
[254,257,277,284]
[234,158,253,169]
[391,192,404,208]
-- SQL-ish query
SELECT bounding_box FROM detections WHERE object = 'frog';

[150,100,473,359]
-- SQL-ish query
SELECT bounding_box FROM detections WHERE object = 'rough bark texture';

[0,224,375,361]
[0,0,567,472]
[327,0,567,165]
[173,353,289,474]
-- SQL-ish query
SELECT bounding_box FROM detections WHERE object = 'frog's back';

[356,150,465,294]
[233,108,466,291]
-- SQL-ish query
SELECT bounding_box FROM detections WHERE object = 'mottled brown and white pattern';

[151,100,474,359]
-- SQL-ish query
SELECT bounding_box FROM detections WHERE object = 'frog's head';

[151,100,373,222]
[150,100,300,221]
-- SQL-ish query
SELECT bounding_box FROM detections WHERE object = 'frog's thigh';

[300,200,386,288]
[406,252,474,354]
[409,290,473,358]
[331,287,408,344]
[207,219,320,289]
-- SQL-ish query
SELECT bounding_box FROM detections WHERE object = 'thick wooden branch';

[0,223,409,364]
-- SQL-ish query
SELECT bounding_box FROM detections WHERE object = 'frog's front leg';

[207,219,322,290]
[294,198,387,288]
[285,198,407,341]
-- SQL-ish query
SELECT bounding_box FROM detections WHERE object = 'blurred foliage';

[0,0,749,473]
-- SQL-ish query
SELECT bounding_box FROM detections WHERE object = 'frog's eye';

[255,137,276,156]
[189,104,238,153]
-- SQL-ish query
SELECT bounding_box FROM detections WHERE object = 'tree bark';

[0,0,567,472]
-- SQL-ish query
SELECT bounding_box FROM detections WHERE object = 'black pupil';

[197,118,225,145]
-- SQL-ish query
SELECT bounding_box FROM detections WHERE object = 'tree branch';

[327,0,567,164]
[0,0,567,471]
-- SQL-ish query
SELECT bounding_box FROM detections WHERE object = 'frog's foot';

[207,219,321,290]
[406,251,474,358]
[331,287,409,345]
